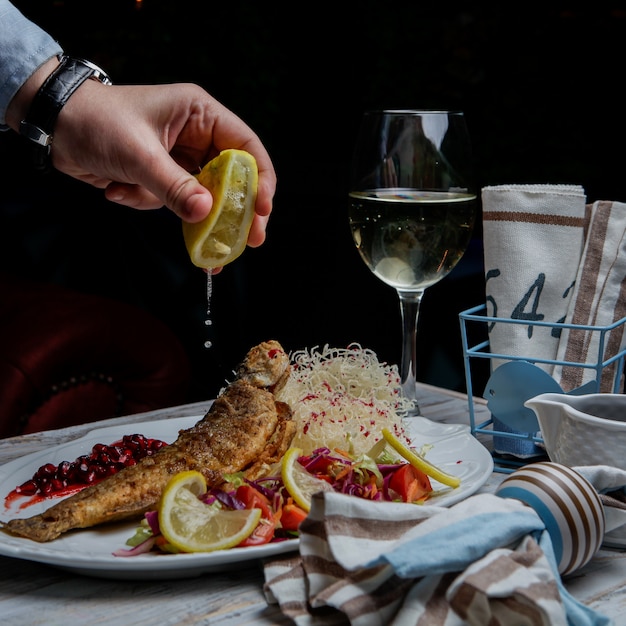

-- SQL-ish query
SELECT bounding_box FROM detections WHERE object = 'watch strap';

[19,56,112,172]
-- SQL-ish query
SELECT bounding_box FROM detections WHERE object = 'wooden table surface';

[0,384,624,626]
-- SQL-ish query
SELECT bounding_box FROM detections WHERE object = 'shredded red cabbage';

[145,510,160,535]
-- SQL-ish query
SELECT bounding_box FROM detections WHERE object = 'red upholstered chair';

[0,272,191,438]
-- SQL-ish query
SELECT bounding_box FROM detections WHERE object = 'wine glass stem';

[397,288,425,417]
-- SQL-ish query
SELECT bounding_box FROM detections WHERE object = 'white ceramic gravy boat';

[524,393,626,468]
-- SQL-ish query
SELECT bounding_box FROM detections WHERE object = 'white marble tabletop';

[0,385,623,625]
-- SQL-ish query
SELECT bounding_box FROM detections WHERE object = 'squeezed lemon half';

[381,428,461,488]
[281,447,333,512]
[182,149,258,269]
[158,470,261,552]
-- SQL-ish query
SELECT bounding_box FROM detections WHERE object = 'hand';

[55,80,276,247]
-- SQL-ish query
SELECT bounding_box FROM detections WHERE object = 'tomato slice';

[236,484,272,517]
[236,484,277,546]
[388,463,432,502]
[238,518,276,546]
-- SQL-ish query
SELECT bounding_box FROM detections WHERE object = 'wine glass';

[348,110,477,416]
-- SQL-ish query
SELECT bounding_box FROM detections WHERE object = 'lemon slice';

[381,428,461,488]
[158,470,262,552]
[281,447,333,512]
[182,149,258,269]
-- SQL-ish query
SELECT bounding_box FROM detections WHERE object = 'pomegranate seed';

[14,434,168,498]
[108,448,123,463]
[57,461,72,478]
[50,479,65,492]
[97,452,112,465]
[150,440,166,453]
[16,480,38,495]
[38,463,56,477]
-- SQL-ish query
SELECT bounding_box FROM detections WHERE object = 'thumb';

[106,149,215,221]
[154,158,214,222]
[168,173,214,223]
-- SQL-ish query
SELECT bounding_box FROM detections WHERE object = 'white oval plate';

[0,415,493,580]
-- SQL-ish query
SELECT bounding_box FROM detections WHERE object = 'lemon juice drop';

[204,270,213,349]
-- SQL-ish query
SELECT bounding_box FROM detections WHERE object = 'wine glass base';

[400,378,422,417]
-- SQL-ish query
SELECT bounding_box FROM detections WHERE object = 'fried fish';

[2,340,295,542]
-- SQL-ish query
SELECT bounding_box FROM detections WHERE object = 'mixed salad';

[116,443,436,556]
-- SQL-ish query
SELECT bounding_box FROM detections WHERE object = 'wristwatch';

[19,56,112,173]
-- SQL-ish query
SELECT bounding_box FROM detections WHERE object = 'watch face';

[80,59,112,85]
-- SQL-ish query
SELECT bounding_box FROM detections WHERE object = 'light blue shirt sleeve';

[0,0,63,128]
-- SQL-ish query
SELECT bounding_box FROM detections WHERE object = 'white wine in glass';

[348,110,477,416]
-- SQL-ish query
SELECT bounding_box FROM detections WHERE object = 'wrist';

[5,57,61,132]
[17,56,112,173]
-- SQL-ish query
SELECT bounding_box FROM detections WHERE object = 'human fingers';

[104,175,214,222]
[249,150,276,218]
[247,213,269,248]
[107,140,217,221]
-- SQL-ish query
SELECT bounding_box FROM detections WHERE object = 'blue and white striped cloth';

[264,491,612,626]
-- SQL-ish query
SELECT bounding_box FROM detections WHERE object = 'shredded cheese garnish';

[276,344,414,455]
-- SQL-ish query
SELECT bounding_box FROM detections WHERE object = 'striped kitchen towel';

[554,201,626,392]
[263,491,609,626]
[481,184,589,373]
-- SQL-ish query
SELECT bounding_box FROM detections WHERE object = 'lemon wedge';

[281,447,333,512]
[158,470,261,552]
[381,428,461,489]
[182,149,258,269]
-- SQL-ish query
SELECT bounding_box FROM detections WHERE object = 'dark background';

[2,2,626,402]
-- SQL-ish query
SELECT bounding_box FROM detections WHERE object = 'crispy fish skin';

[2,341,293,543]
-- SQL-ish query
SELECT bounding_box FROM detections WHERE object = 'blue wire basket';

[459,304,626,472]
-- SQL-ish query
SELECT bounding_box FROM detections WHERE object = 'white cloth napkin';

[263,487,614,626]
[481,184,588,373]
[553,201,626,392]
